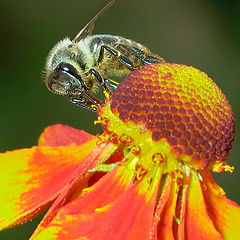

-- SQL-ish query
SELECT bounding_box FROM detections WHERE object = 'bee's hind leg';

[98,45,137,70]
[116,44,165,65]
[98,44,165,70]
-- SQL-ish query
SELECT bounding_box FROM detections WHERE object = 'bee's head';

[44,38,86,96]
[45,62,84,95]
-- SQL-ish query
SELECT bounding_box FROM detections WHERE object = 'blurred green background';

[0,0,239,239]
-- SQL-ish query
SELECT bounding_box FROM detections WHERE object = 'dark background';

[0,0,239,239]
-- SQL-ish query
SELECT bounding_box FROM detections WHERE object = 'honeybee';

[44,0,165,111]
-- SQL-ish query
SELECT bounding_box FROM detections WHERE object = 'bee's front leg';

[66,90,100,112]
[67,95,95,111]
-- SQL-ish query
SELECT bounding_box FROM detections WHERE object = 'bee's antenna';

[72,0,117,43]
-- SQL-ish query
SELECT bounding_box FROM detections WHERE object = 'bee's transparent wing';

[72,0,116,42]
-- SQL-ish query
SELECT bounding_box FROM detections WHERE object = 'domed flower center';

[99,63,235,171]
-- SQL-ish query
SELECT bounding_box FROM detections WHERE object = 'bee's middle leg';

[92,44,140,95]
[88,68,118,95]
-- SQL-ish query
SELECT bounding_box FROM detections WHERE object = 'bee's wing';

[72,0,116,43]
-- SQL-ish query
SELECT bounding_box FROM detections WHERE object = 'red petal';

[202,171,240,240]
[0,137,98,230]
[31,165,159,240]
[38,124,94,147]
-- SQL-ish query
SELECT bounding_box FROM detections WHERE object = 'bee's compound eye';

[46,62,82,95]
[57,62,78,79]
[53,62,86,95]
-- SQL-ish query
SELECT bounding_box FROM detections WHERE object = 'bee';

[44,0,165,111]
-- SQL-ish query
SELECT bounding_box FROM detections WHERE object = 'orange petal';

[185,172,223,240]
[157,179,179,240]
[175,175,191,240]
[31,165,159,240]
[151,175,173,239]
[35,141,118,229]
[202,171,240,240]
[0,137,98,230]
[38,124,94,147]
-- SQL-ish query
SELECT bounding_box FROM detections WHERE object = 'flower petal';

[31,164,160,240]
[175,175,190,240]
[0,137,98,230]
[156,178,179,240]
[34,141,118,228]
[185,172,223,240]
[202,171,240,240]
[151,175,173,239]
[38,124,94,147]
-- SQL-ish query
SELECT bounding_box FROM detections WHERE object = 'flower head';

[0,63,239,240]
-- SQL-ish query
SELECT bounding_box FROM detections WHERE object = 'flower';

[0,63,240,240]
